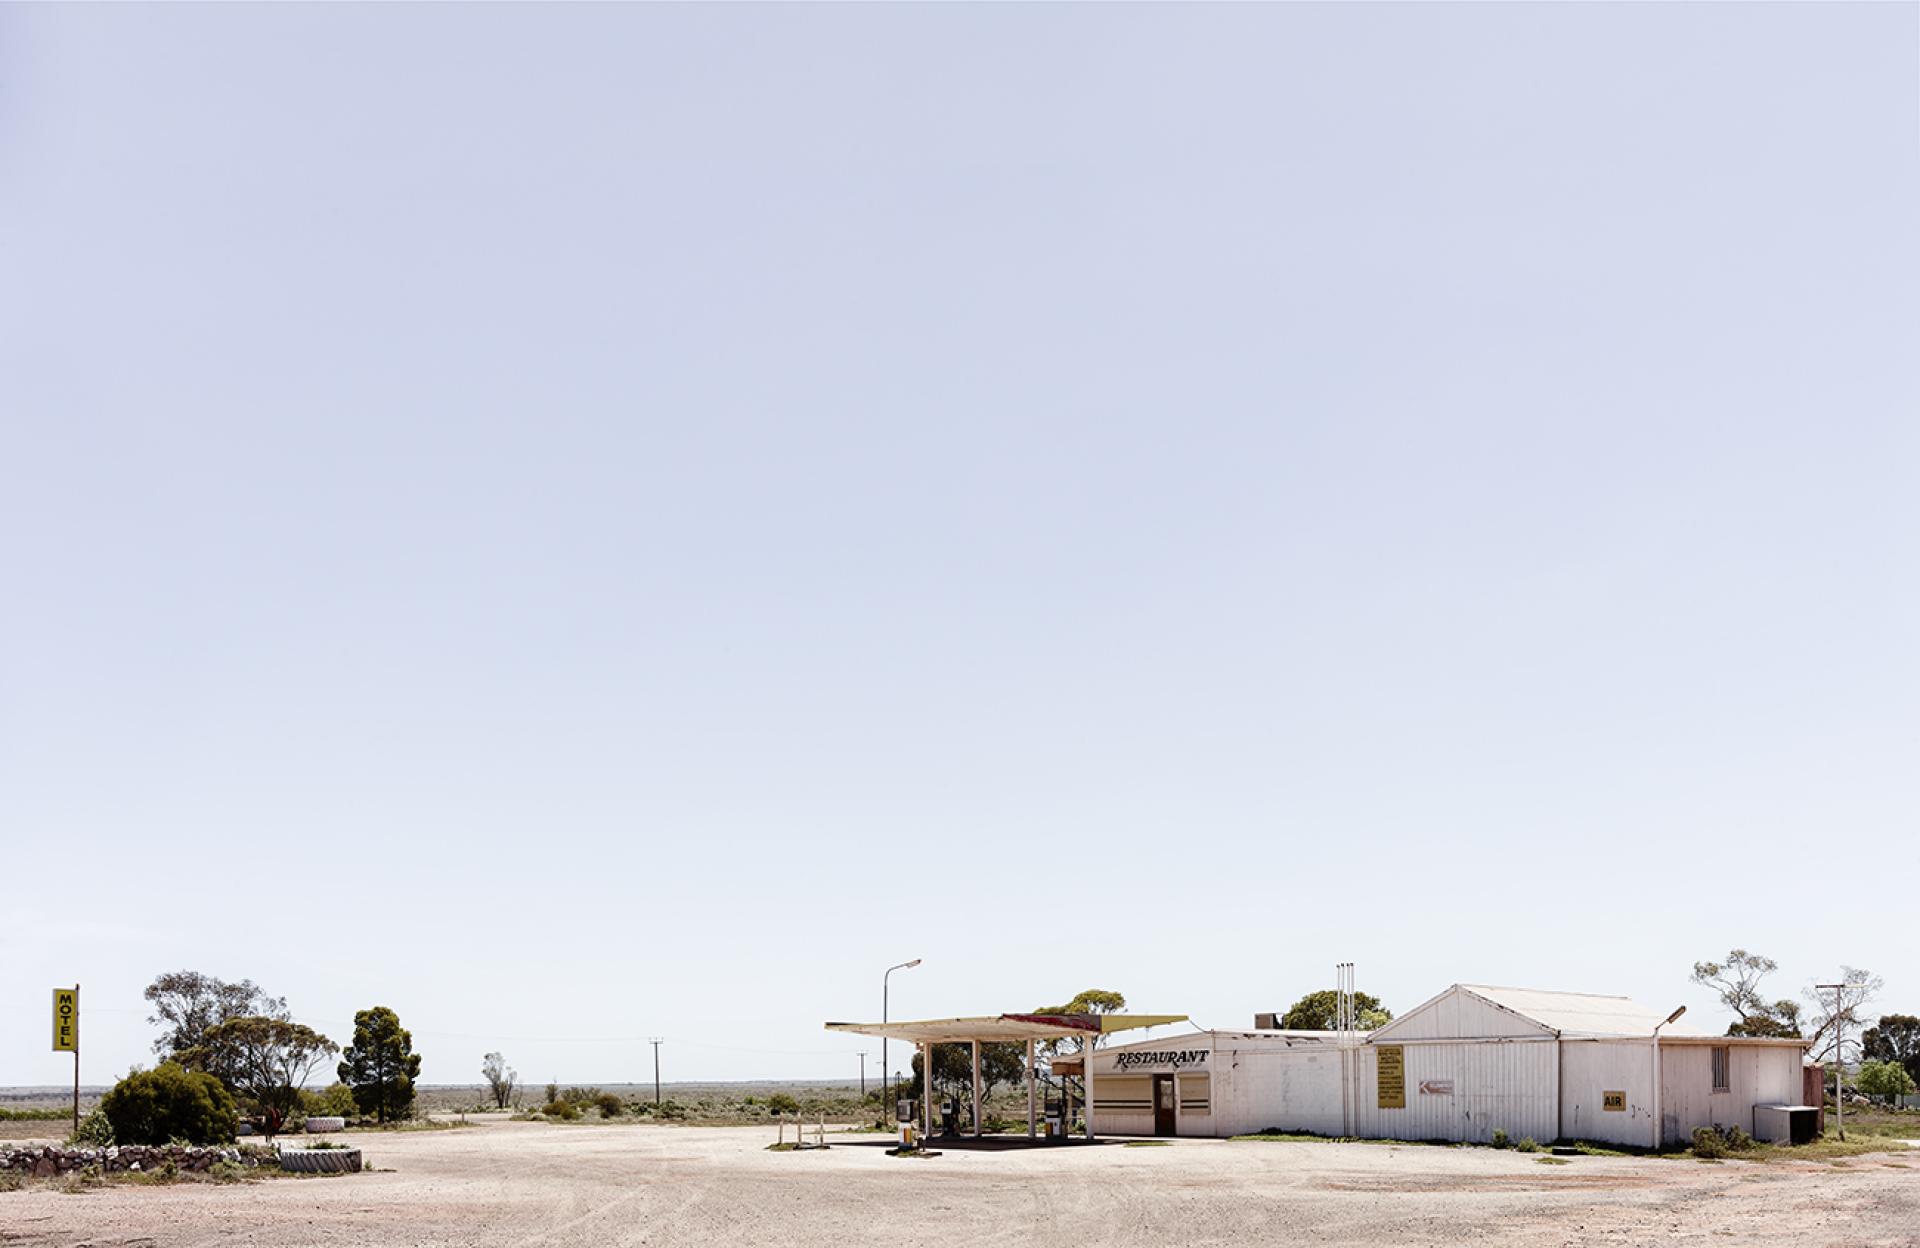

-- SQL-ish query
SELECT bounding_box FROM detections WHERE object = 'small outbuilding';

[1083,984,1810,1147]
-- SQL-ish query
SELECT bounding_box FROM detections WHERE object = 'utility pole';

[858,1052,868,1099]
[1816,983,1846,1139]
[649,1038,663,1106]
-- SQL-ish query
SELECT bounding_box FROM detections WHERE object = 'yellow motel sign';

[52,988,78,1052]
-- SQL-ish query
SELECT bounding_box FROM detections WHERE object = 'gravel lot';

[4,1118,1917,1247]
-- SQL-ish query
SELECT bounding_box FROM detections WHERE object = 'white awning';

[824,1013,1187,1044]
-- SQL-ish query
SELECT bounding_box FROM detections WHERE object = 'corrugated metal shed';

[1457,985,1704,1037]
[1372,984,1703,1041]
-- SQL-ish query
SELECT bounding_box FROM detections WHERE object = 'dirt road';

[4,1119,1917,1247]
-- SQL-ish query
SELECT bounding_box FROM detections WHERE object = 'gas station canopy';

[824,1012,1188,1145]
[824,1013,1188,1044]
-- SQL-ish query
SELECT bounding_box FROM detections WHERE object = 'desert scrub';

[1691,1126,1755,1159]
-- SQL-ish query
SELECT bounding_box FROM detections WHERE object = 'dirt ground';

[4,1117,1917,1248]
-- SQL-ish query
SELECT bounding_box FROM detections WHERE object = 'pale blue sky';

[3,4,1915,1089]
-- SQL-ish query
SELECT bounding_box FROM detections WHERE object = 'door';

[1153,1075,1176,1136]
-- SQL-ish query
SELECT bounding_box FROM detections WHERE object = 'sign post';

[52,986,79,1137]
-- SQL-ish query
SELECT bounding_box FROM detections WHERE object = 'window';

[1179,1073,1211,1115]
[1711,1046,1730,1093]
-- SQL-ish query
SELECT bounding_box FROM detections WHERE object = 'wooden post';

[1026,1039,1037,1139]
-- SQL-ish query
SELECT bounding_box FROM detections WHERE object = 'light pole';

[1650,1006,1686,1150]
[883,959,921,1118]
[1817,983,1847,1139]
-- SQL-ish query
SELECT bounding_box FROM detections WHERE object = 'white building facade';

[1087,984,1809,1147]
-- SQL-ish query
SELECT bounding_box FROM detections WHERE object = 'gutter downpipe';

[1651,1006,1687,1151]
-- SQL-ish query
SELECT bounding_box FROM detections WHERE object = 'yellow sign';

[1602,1090,1626,1112]
[1377,1045,1405,1109]
[52,988,78,1052]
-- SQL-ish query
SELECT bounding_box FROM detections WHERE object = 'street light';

[1650,1006,1686,1151]
[883,959,922,1119]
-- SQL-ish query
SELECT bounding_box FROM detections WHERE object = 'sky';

[2,4,1915,1090]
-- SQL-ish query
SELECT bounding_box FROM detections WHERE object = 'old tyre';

[279,1148,362,1174]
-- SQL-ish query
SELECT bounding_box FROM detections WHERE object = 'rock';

[32,1156,55,1179]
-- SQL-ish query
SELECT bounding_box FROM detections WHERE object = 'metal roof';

[1454,984,1705,1038]
[824,1013,1188,1044]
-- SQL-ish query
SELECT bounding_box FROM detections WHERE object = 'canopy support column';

[1025,1039,1036,1138]
[1083,1034,1096,1142]
[971,1040,983,1138]
[921,1041,933,1141]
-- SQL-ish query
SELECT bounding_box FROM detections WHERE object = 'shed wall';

[1352,1039,1558,1143]
[1559,1039,1655,1146]
[1210,1044,1346,1138]
[1659,1044,1799,1145]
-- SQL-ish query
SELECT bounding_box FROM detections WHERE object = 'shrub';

[100,1063,236,1145]
[1858,1060,1919,1104]
[70,1107,115,1146]
[595,1093,623,1119]
[1516,1138,1540,1154]
[542,1101,579,1121]
[1490,1129,1510,1149]
[765,1093,800,1116]
[1691,1126,1729,1158]
[1690,1125,1754,1158]
[302,1082,358,1119]
[544,1082,559,1104]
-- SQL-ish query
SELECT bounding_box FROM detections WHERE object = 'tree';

[143,970,287,1059]
[482,1053,517,1110]
[1033,988,1129,1056]
[337,1006,423,1123]
[1279,989,1393,1031]
[99,1062,237,1145]
[1856,1060,1917,1105]
[902,1041,1028,1104]
[181,1016,338,1136]
[1804,967,1883,1063]
[1862,1015,1920,1087]
[1691,950,1801,1037]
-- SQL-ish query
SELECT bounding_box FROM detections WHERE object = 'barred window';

[1711,1046,1730,1093]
